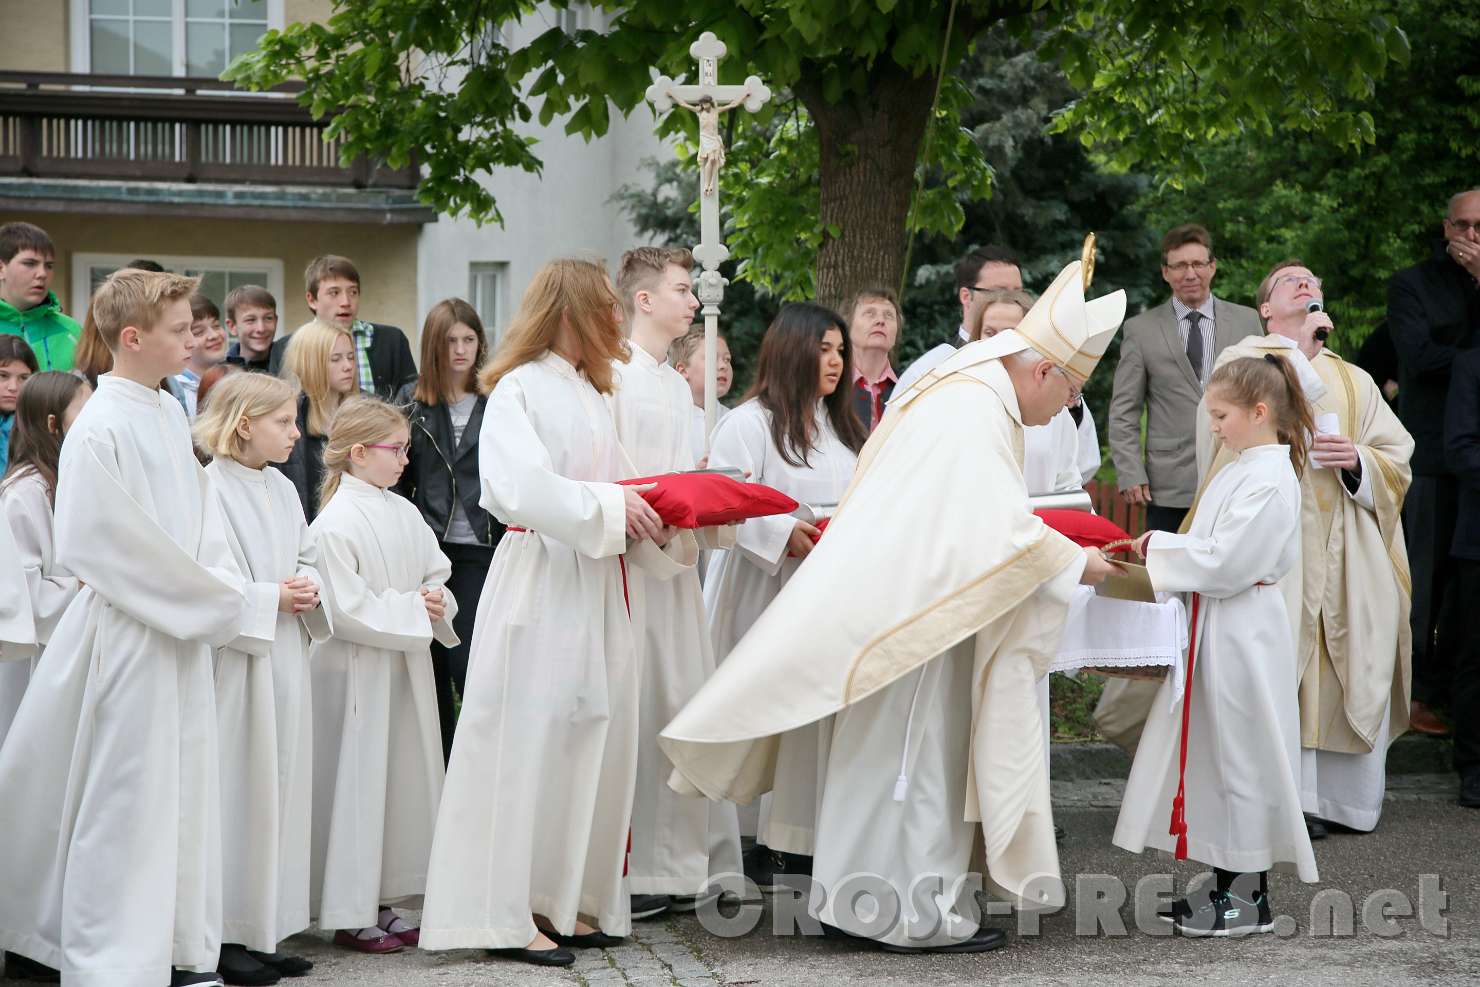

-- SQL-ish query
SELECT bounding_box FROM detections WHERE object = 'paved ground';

[6,747,1473,986]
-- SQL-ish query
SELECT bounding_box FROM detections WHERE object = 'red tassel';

[1168,594,1202,860]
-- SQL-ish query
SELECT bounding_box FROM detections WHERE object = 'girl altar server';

[1115,354,1319,936]
[0,371,88,746]
[420,258,694,968]
[702,302,867,882]
[308,396,457,954]
[196,371,329,984]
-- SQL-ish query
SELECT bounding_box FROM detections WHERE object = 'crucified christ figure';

[669,92,749,198]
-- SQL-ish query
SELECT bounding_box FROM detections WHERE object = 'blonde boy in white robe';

[611,248,742,916]
[197,372,331,983]
[1117,355,1319,937]
[308,396,457,954]
[0,270,269,987]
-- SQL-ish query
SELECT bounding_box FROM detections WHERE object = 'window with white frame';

[74,254,285,332]
[74,0,282,77]
[468,262,509,344]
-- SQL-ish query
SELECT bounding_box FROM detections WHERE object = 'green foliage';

[1044,0,1409,184]
[1131,0,1480,357]
[225,0,1401,301]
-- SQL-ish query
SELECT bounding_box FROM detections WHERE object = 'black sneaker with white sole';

[1173,889,1274,937]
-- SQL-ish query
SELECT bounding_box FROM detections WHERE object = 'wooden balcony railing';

[0,71,416,189]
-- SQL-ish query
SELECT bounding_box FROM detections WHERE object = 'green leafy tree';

[227,0,1405,313]
[1132,0,1477,358]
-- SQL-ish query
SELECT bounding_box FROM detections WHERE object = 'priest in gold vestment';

[660,252,1126,954]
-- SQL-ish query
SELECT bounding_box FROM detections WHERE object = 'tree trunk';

[796,64,936,314]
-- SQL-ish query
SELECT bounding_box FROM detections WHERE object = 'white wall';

[415,5,673,344]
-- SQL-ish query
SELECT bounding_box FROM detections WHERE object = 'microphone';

[1307,298,1329,341]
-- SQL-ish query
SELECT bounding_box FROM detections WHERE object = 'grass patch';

[1049,672,1105,742]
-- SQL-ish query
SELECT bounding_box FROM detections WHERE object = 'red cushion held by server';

[618,472,799,528]
[1033,509,1131,549]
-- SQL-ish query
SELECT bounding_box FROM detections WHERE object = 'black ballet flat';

[546,929,625,949]
[4,951,60,982]
[486,945,576,967]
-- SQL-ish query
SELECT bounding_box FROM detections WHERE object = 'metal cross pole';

[646,32,770,450]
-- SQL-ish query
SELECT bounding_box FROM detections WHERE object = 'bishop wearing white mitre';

[659,254,1126,953]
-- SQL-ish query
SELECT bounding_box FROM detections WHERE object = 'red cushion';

[1034,509,1131,549]
[619,473,799,528]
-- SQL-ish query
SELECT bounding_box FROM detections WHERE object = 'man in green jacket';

[0,222,81,372]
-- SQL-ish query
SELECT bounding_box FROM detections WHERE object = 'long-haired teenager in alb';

[306,395,457,956]
[1116,354,1318,937]
[196,371,329,985]
[420,257,695,968]
[0,372,89,750]
[701,301,867,887]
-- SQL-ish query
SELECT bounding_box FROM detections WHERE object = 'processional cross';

[646,32,771,445]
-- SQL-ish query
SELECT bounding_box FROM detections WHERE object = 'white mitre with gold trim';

[893,240,1127,410]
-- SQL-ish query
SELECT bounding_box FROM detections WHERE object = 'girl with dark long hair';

[701,301,866,884]
[0,371,89,745]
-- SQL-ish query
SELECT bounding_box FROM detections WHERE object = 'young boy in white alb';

[0,269,273,987]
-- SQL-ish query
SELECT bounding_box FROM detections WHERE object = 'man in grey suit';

[1109,224,1263,531]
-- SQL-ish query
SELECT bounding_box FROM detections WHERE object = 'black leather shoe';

[630,893,671,919]
[4,952,60,982]
[1304,815,1329,840]
[486,945,576,967]
[218,944,281,986]
[546,929,624,949]
[1460,774,1480,808]
[245,951,313,977]
[878,926,1008,954]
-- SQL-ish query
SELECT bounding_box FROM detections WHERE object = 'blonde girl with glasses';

[306,395,458,956]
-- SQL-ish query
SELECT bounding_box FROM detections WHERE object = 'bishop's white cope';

[663,349,1089,939]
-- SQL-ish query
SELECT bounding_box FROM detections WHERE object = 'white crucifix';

[646,32,771,447]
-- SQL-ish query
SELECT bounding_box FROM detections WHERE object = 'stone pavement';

[5,745,1475,986]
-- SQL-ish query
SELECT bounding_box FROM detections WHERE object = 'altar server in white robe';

[1203,264,1413,835]
[307,396,457,954]
[0,269,271,987]
[197,372,330,984]
[0,505,37,739]
[662,254,1123,953]
[0,371,88,746]
[1117,355,1319,937]
[702,302,868,881]
[611,248,742,917]
[420,258,696,969]
[1104,263,1415,834]
[667,324,733,464]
